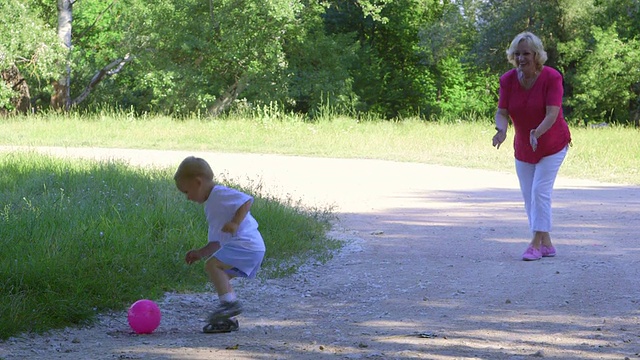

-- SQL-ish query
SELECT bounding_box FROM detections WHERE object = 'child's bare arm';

[185,241,221,265]
[221,199,252,235]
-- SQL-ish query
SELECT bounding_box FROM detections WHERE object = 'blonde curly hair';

[506,32,548,70]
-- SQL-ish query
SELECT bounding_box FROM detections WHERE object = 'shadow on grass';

[0,153,335,341]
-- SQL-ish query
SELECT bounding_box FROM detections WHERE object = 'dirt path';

[1,147,639,360]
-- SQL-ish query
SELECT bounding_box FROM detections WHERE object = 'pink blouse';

[498,66,571,164]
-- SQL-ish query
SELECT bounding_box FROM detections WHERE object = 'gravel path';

[1,146,639,360]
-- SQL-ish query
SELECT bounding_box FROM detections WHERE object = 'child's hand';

[185,250,201,265]
[221,221,239,236]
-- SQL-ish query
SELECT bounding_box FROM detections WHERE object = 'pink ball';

[127,299,161,334]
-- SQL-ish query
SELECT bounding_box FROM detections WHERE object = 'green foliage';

[0,152,336,339]
[593,0,640,41]
[474,0,565,73]
[432,56,496,118]
[471,0,640,124]
[283,2,360,116]
[0,83,15,110]
[418,2,495,118]
[0,0,64,108]
[325,0,446,118]
[6,0,640,122]
[77,0,305,115]
[559,25,640,123]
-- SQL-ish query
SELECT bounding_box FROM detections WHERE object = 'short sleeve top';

[204,185,265,251]
[498,66,571,163]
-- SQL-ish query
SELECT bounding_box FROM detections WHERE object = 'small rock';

[505,299,511,304]
[417,332,437,338]
[531,350,545,357]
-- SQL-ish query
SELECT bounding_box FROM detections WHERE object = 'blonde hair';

[506,32,547,69]
[174,156,214,182]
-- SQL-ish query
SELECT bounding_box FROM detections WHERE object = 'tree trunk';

[1,65,31,115]
[208,76,248,117]
[52,0,73,110]
[72,54,133,106]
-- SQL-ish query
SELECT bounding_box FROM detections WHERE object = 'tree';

[0,0,64,113]
[324,0,446,118]
[473,0,567,74]
[559,25,640,124]
[86,0,307,115]
[26,0,135,111]
[418,1,496,118]
[283,1,359,115]
[51,0,72,110]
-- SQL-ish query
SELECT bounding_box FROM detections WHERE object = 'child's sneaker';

[522,246,542,261]
[208,301,243,322]
[203,317,239,333]
[541,245,556,257]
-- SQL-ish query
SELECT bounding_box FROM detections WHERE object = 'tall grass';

[0,153,336,339]
[2,113,638,184]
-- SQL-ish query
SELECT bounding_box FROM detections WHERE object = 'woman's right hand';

[492,128,507,149]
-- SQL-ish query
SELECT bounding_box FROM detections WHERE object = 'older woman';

[492,32,572,261]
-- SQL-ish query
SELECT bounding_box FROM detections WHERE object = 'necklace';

[518,69,539,89]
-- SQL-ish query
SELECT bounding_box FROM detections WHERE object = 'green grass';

[0,152,337,339]
[1,113,639,184]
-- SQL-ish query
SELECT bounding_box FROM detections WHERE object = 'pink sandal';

[541,245,556,257]
[522,246,542,261]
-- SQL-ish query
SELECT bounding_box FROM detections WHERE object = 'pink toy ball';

[127,299,161,334]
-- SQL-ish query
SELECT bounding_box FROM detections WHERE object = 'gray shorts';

[212,244,265,279]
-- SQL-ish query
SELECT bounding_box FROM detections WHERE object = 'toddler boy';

[174,156,265,332]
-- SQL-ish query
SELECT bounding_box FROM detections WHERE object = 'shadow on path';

[1,147,638,359]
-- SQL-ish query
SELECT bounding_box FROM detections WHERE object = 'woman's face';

[514,41,537,74]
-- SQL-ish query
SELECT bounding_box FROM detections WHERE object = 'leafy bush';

[559,25,640,124]
[0,0,64,110]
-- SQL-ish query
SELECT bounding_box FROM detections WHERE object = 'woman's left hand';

[529,130,538,152]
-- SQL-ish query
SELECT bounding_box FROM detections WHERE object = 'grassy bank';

[1,113,638,185]
[0,153,337,339]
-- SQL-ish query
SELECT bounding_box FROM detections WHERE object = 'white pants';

[515,146,568,233]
